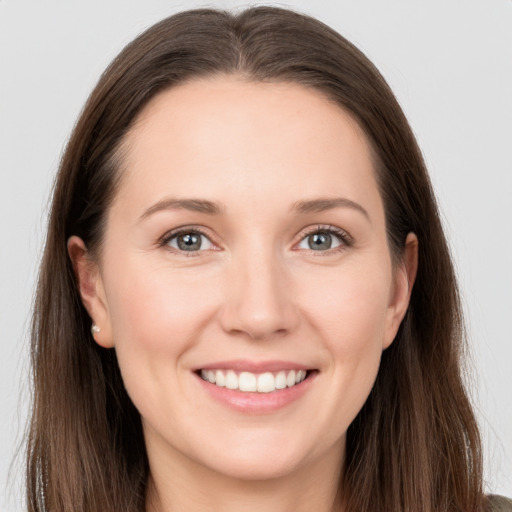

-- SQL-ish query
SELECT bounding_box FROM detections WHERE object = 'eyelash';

[159,224,352,256]
[296,225,353,255]
[159,227,214,257]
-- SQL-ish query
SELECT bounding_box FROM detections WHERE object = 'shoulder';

[487,495,512,512]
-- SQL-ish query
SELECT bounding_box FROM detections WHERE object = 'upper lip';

[195,359,312,373]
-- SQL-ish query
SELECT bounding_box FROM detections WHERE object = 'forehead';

[128,77,369,157]
[114,77,382,220]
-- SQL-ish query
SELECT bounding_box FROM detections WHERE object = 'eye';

[164,230,214,252]
[296,227,349,252]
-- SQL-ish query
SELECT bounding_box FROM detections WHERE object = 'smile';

[194,363,317,413]
[199,369,307,393]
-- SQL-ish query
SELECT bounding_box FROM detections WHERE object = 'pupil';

[178,233,201,251]
[308,232,332,250]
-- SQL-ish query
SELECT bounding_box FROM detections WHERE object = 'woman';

[25,6,511,512]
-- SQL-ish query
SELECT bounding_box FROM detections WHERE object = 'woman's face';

[72,78,415,482]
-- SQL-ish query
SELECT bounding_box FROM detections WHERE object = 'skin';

[69,77,417,512]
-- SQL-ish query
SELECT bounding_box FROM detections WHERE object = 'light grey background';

[1,1,511,510]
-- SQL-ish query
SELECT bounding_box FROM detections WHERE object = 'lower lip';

[194,372,317,414]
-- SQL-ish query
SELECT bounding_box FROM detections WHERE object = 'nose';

[218,248,299,341]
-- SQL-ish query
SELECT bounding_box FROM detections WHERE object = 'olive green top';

[488,495,512,512]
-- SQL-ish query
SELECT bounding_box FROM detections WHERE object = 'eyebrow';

[138,197,224,222]
[291,197,370,221]
[138,196,370,222]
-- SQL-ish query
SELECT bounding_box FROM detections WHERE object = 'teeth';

[239,372,257,392]
[257,372,275,393]
[225,370,238,390]
[215,370,225,387]
[199,369,308,392]
[275,371,287,390]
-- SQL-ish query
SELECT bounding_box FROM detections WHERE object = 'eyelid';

[293,224,353,252]
[158,226,220,253]
[157,223,352,255]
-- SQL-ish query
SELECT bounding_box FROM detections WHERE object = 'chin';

[206,451,306,482]
[185,428,325,482]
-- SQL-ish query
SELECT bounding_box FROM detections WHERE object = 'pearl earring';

[91,324,101,336]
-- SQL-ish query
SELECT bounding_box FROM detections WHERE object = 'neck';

[145,440,344,512]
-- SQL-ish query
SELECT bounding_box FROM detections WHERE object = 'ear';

[383,232,418,349]
[67,236,114,348]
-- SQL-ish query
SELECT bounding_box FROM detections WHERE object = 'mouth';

[198,368,309,393]
[193,360,318,413]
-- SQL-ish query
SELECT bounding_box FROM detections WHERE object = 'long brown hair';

[27,7,483,511]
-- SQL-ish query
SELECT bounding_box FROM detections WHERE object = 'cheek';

[105,256,218,345]
[301,260,392,353]
[300,260,391,407]
[102,256,226,432]
[101,255,222,403]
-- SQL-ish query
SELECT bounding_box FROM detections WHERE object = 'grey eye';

[298,231,342,251]
[168,232,213,252]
